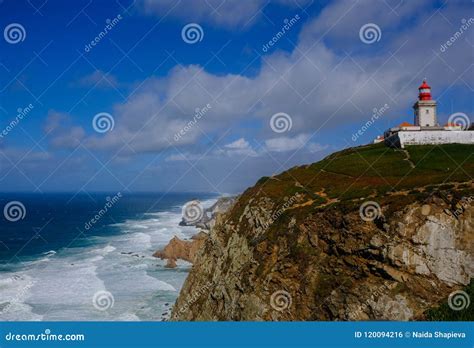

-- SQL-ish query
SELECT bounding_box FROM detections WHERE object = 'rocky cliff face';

[171,144,473,321]
[154,197,237,267]
[179,196,236,230]
[153,232,208,268]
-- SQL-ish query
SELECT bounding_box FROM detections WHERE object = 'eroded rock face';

[179,197,237,230]
[171,191,473,321]
[387,202,473,285]
[153,232,208,268]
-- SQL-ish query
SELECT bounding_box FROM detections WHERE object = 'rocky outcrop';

[153,232,208,268]
[154,197,237,267]
[179,196,236,230]
[171,191,473,320]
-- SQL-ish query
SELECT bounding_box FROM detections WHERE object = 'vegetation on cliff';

[172,144,473,321]
[425,280,473,321]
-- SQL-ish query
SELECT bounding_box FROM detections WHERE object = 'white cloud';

[222,138,259,157]
[165,152,203,162]
[264,133,328,153]
[84,0,473,160]
[265,133,310,152]
[44,111,85,149]
[43,0,473,194]
[0,148,52,162]
[307,142,328,153]
[225,138,250,149]
[165,135,326,164]
[8,0,470,193]
[73,70,120,89]
[137,0,311,29]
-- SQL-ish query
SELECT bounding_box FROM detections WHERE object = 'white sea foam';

[0,272,41,321]
[0,198,217,321]
[42,250,57,256]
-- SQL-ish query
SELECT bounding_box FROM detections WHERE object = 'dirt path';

[401,149,416,169]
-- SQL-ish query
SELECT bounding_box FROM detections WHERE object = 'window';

[425,110,429,114]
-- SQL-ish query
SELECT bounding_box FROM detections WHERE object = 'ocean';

[0,192,217,321]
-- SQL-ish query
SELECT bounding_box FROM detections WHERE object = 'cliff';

[179,196,236,230]
[154,197,237,267]
[171,144,473,321]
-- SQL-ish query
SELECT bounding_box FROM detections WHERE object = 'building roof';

[399,121,414,127]
[418,80,431,89]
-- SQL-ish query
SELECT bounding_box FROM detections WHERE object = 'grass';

[425,280,474,321]
[248,143,473,204]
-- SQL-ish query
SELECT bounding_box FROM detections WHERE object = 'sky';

[0,0,472,194]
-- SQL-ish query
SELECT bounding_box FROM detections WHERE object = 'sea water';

[0,192,216,321]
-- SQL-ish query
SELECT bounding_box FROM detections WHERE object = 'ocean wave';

[0,195,213,320]
[42,250,56,256]
[0,273,42,321]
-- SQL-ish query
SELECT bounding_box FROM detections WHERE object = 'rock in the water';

[154,232,209,265]
[165,258,177,268]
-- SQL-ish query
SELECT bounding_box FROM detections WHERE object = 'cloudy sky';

[0,0,472,193]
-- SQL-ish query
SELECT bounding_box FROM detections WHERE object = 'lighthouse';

[377,79,474,148]
[413,80,438,127]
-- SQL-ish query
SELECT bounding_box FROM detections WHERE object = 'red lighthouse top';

[418,79,432,100]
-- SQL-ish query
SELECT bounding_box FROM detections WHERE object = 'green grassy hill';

[251,143,473,209]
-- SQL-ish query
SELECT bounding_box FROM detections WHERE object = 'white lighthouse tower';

[379,79,474,148]
[413,79,438,127]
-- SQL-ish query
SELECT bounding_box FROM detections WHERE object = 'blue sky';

[0,0,472,193]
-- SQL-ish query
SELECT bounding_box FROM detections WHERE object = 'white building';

[378,80,474,148]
